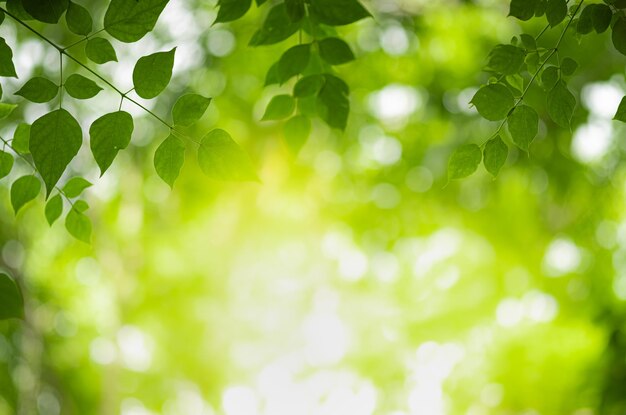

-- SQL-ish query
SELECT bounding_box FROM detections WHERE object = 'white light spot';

[339,249,369,281]
[371,252,400,283]
[303,312,349,366]
[571,120,613,164]
[368,84,421,124]
[90,337,117,365]
[117,326,153,372]
[222,386,259,415]
[380,25,410,56]
[582,82,624,119]
[496,298,523,327]
[206,29,236,57]
[543,238,581,277]
[522,290,558,322]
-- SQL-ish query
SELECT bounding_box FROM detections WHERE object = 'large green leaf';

[262,95,296,120]
[0,37,17,78]
[507,105,539,151]
[509,0,538,21]
[30,109,83,196]
[547,81,576,128]
[12,123,30,154]
[154,134,185,188]
[316,74,350,130]
[486,44,526,75]
[0,273,23,320]
[64,74,102,99]
[215,0,252,23]
[309,0,371,26]
[90,111,134,175]
[483,136,508,177]
[63,177,92,198]
[66,1,93,36]
[278,44,311,83]
[294,74,325,97]
[546,0,567,27]
[15,77,58,103]
[132,48,176,99]
[85,38,118,64]
[0,150,13,179]
[172,94,212,126]
[22,0,68,23]
[197,129,257,181]
[11,175,40,214]
[448,144,482,180]
[319,37,355,65]
[471,84,514,121]
[249,3,300,46]
[613,17,626,56]
[104,0,169,43]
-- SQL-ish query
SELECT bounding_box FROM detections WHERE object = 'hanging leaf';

[30,109,83,196]
[546,0,567,27]
[262,95,296,120]
[284,115,311,154]
[197,129,258,181]
[541,66,559,90]
[89,111,134,175]
[0,150,13,179]
[317,74,350,130]
[132,48,176,99]
[0,103,17,119]
[7,0,33,21]
[591,4,612,33]
[0,38,17,78]
[66,1,93,36]
[547,80,576,128]
[507,105,539,151]
[560,58,578,76]
[277,44,311,83]
[448,144,482,180]
[11,175,40,214]
[15,77,59,103]
[294,74,325,97]
[319,37,355,65]
[249,3,300,46]
[309,0,371,26]
[285,0,305,22]
[104,0,169,43]
[172,94,212,126]
[0,273,23,320]
[22,0,68,24]
[613,17,626,56]
[486,44,526,75]
[154,134,185,188]
[65,200,91,243]
[509,0,539,21]
[85,38,118,64]
[45,194,63,226]
[483,136,508,177]
[12,123,30,154]
[65,74,103,99]
[63,177,92,198]
[471,84,514,121]
[215,0,252,23]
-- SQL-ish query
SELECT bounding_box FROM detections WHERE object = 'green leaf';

[0,273,23,320]
[561,57,578,76]
[591,4,612,33]
[0,103,17,119]
[507,105,539,151]
[154,134,185,188]
[63,177,92,198]
[519,34,536,50]
[577,5,594,34]
[285,0,305,22]
[30,109,83,196]
[471,84,514,121]
[309,0,371,26]
[613,96,626,122]
[23,0,68,24]
[90,111,134,175]
[132,48,176,99]
[66,1,93,36]
[104,0,169,43]
[12,123,30,154]
[541,66,559,90]
[448,144,482,180]
[317,74,350,130]
[483,136,508,177]
[197,129,257,181]
[547,80,576,128]
[278,44,311,83]
[215,0,252,23]
[486,44,526,75]
[15,77,58,103]
[85,37,118,64]
[319,37,355,65]
[613,17,626,56]
[11,175,40,214]
[546,0,567,26]
[0,150,13,179]
[0,37,17,78]
[284,115,310,154]
[65,200,91,243]
[249,3,300,46]
[172,94,212,127]
[509,0,538,21]
[294,74,325,97]
[45,194,63,226]
[7,0,33,21]
[264,62,280,86]
[65,74,102,99]
[262,95,296,121]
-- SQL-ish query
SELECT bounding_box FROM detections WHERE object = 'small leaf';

[613,96,626,122]
[65,200,91,243]
[0,150,13,179]
[471,84,514,121]
[45,194,63,225]
[249,3,300,46]
[90,111,134,175]
[509,0,539,20]
[486,44,526,75]
[284,115,310,154]
[132,48,176,99]
[85,37,117,64]
[12,123,30,154]
[0,273,23,320]
[172,94,212,126]
[591,4,612,33]
[577,5,594,34]
[197,129,257,181]
[66,1,93,36]
[309,0,371,26]
[448,144,482,180]
[30,109,83,196]
[15,77,58,103]
[507,105,539,151]
[0,103,17,119]
[483,136,508,177]
[215,0,252,23]
[264,62,280,86]
[546,0,567,26]
[547,80,576,128]
[154,134,185,188]
[541,65,559,90]
[560,57,578,76]
[262,95,296,120]
[316,74,350,130]
[319,37,355,65]
[104,0,169,43]
[285,0,305,22]
[0,38,16,78]
[293,74,325,97]
[63,177,92,198]
[23,0,68,24]
[613,17,626,56]
[64,74,102,99]
[277,44,311,83]
[519,34,536,50]
[11,175,40,214]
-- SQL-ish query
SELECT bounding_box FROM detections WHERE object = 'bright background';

[2,0,626,414]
